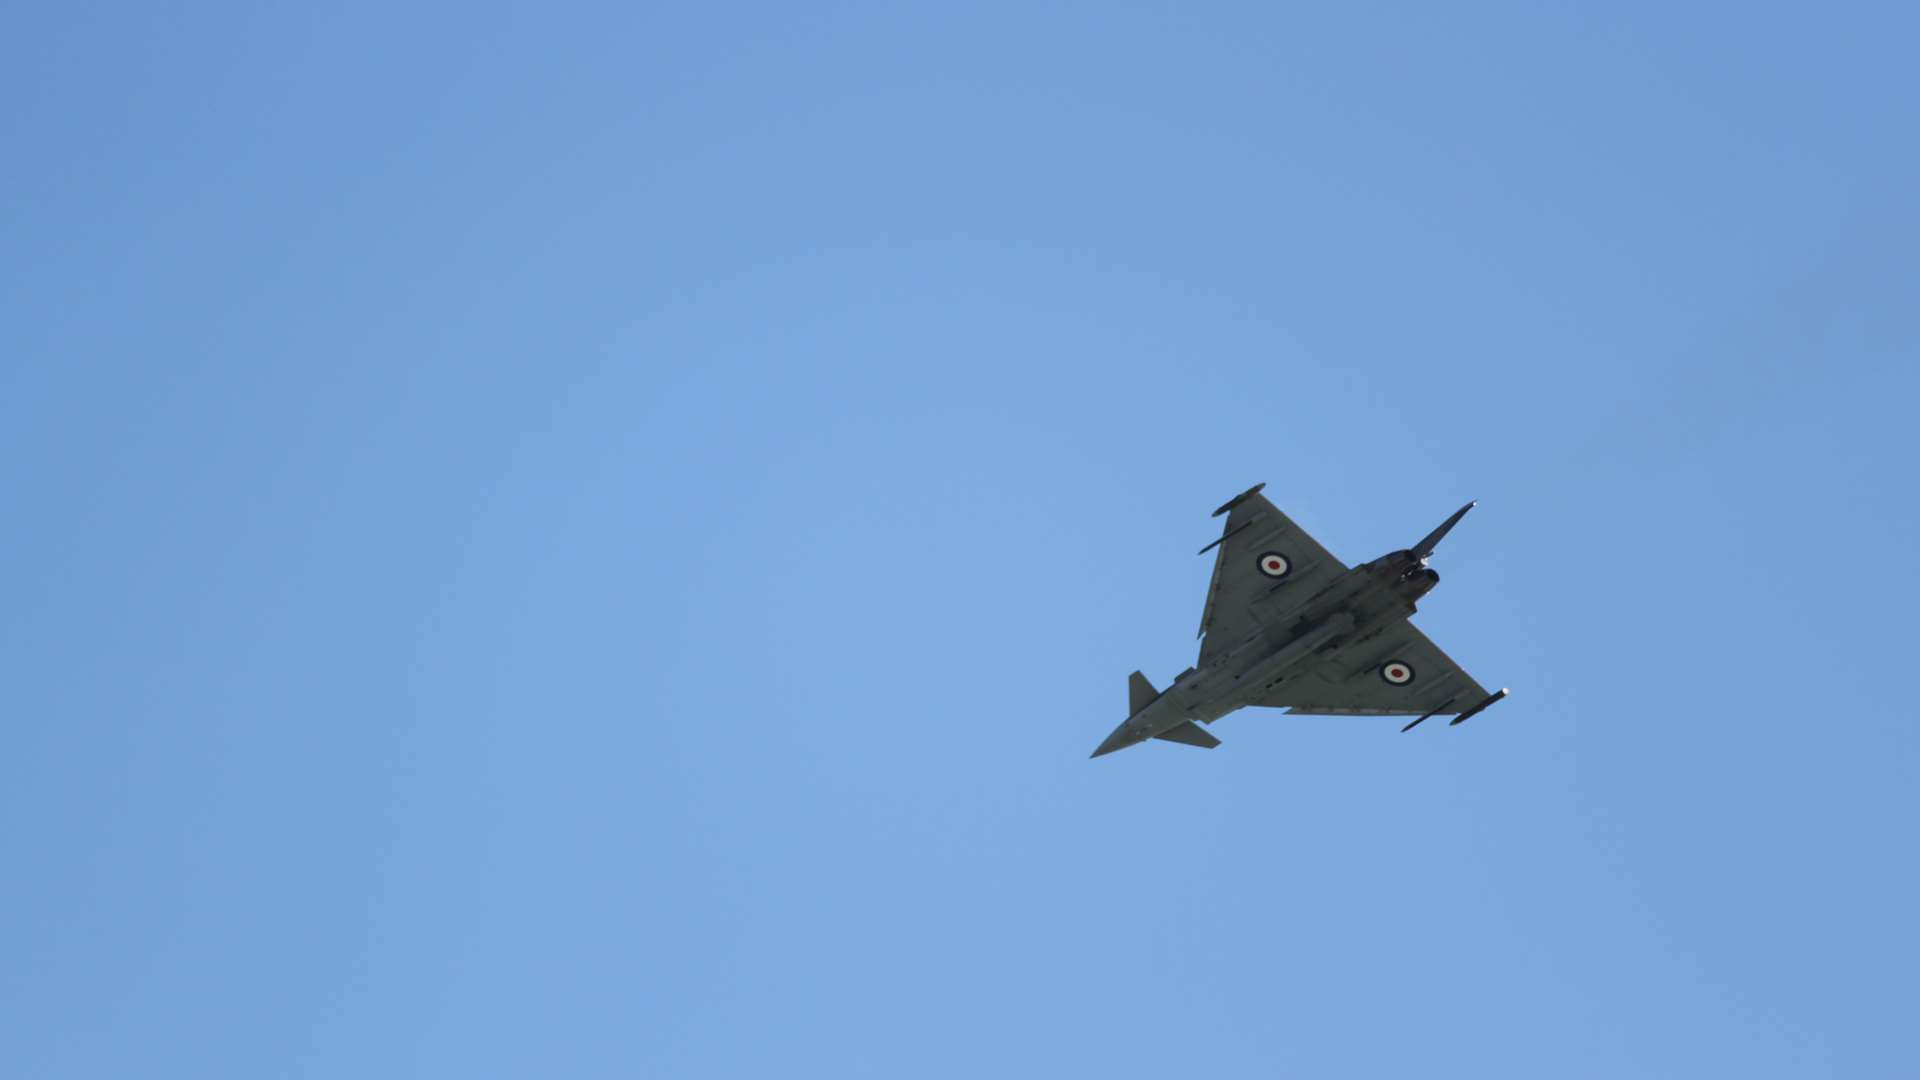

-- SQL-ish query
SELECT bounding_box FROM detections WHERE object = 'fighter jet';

[1091,484,1508,757]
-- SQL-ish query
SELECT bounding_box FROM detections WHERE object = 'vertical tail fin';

[1128,671,1160,716]
[1411,501,1476,559]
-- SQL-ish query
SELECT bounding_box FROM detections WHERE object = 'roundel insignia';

[1380,661,1415,686]
[1256,552,1292,579]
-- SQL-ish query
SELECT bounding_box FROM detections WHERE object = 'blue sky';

[4,3,1917,1076]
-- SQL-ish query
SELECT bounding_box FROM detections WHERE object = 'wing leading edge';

[1196,486,1348,666]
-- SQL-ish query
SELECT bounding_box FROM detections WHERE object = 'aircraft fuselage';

[1090,492,1504,758]
[1094,552,1438,754]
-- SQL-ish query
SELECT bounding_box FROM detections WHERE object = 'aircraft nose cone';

[1090,722,1144,758]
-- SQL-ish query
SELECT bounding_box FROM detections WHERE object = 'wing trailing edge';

[1153,721,1220,749]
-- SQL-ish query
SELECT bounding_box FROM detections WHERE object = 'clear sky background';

[4,3,1917,1077]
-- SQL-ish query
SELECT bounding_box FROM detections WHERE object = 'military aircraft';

[1091,484,1508,757]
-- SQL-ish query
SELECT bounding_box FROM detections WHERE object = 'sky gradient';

[4,3,1918,1076]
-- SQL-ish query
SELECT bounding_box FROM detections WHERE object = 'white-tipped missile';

[1447,688,1509,727]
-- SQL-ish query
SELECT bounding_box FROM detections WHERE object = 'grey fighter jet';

[1091,484,1508,758]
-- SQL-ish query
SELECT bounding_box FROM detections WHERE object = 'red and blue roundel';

[1256,552,1291,579]
[1379,661,1415,686]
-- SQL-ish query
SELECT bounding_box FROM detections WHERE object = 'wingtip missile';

[1447,688,1509,727]
[1211,482,1267,518]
